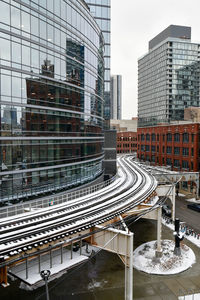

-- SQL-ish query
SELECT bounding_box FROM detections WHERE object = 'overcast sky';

[111,0,200,119]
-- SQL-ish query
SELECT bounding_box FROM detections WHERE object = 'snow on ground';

[186,198,200,203]
[178,193,186,197]
[88,279,108,291]
[9,246,89,290]
[133,240,195,275]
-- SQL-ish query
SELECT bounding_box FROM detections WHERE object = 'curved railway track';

[0,156,157,258]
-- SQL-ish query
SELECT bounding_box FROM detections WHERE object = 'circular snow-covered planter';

[133,240,195,275]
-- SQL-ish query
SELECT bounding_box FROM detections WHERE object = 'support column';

[156,206,162,257]
[38,254,41,273]
[172,185,176,222]
[0,266,8,287]
[124,236,127,300]
[26,258,28,279]
[80,239,82,256]
[50,250,52,269]
[128,233,133,300]
[61,245,63,264]
[71,241,73,259]
[125,232,134,300]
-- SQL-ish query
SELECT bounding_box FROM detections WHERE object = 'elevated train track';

[0,156,158,285]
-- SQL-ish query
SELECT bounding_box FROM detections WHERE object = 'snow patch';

[133,240,195,275]
[88,279,107,290]
[178,193,186,197]
[186,198,200,203]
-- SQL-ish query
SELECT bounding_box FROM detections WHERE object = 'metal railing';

[0,172,102,203]
[0,174,117,219]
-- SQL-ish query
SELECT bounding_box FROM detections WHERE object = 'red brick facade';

[137,123,200,172]
[117,131,137,154]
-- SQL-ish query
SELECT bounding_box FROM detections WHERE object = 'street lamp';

[40,270,51,300]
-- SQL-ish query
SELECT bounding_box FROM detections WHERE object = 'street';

[175,196,200,234]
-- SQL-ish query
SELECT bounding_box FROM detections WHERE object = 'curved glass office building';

[0,0,105,202]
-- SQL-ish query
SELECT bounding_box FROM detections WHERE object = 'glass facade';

[85,0,111,125]
[110,75,122,120]
[0,0,105,203]
[138,38,200,127]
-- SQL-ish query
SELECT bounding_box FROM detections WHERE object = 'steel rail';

[0,169,132,235]
[0,156,157,258]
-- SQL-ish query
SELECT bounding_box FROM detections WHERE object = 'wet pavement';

[1,218,200,300]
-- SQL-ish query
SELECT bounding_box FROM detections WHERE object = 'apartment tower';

[138,25,200,127]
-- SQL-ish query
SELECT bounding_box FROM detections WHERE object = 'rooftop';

[149,25,191,50]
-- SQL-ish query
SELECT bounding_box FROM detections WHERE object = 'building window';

[157,134,159,141]
[151,145,156,152]
[163,146,165,153]
[191,162,193,170]
[183,133,189,143]
[174,147,180,155]
[146,145,150,152]
[174,159,180,167]
[182,160,189,169]
[182,148,189,156]
[162,134,165,141]
[191,134,194,142]
[151,133,156,141]
[146,133,150,141]
[191,148,194,156]
[141,134,144,141]
[167,133,172,142]
[166,158,172,166]
[166,146,172,154]
[174,133,180,142]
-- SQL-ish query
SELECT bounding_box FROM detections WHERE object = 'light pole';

[40,270,51,300]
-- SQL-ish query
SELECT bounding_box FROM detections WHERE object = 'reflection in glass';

[0,0,105,203]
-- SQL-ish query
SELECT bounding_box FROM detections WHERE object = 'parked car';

[187,203,200,212]
[162,204,172,217]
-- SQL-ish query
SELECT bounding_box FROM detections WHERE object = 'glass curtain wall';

[0,0,105,203]
[138,39,200,127]
[85,0,111,127]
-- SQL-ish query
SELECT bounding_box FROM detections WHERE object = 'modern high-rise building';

[85,0,111,125]
[110,75,122,120]
[0,0,105,203]
[138,25,200,127]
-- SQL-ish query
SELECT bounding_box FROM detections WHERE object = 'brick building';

[137,123,200,172]
[117,132,137,154]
